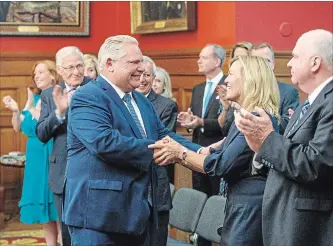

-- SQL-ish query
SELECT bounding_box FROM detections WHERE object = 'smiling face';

[57,54,85,87]
[136,61,154,95]
[33,63,55,91]
[225,60,243,102]
[152,71,165,95]
[111,43,144,93]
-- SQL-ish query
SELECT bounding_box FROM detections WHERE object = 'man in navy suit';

[63,35,201,245]
[251,43,300,134]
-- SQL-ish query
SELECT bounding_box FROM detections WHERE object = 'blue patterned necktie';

[123,93,152,204]
[288,99,310,135]
[202,81,213,117]
[123,93,147,138]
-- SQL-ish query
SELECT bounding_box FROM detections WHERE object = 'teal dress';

[19,94,58,224]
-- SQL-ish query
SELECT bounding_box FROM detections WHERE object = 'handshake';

[148,136,184,166]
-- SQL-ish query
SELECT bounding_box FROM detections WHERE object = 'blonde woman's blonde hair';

[155,67,174,101]
[98,35,139,72]
[230,56,280,121]
[84,54,99,74]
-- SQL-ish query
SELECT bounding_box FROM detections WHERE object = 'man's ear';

[56,66,63,76]
[311,56,321,73]
[106,58,114,72]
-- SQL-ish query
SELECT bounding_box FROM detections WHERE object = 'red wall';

[0,1,332,53]
[235,1,333,50]
[0,1,235,53]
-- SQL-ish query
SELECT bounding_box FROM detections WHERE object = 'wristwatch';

[181,148,188,161]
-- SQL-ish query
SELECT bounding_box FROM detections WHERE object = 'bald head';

[297,29,333,71]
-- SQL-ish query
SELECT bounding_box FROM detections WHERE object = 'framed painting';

[130,1,196,34]
[0,1,90,36]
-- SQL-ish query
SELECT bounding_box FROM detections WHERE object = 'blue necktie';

[287,99,310,135]
[123,93,152,204]
[202,81,213,117]
[123,93,146,138]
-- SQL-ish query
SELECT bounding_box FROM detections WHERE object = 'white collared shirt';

[100,74,147,136]
[308,76,333,105]
[205,71,224,96]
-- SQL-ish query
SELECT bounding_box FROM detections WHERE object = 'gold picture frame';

[0,1,89,36]
[130,1,196,34]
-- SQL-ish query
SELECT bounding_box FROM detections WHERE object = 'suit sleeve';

[36,90,63,143]
[160,101,178,132]
[203,129,253,177]
[256,103,333,184]
[69,92,155,171]
[279,87,300,134]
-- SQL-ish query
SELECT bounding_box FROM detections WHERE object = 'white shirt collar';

[206,71,224,86]
[308,76,333,105]
[100,74,132,100]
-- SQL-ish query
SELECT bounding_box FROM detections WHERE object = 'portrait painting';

[0,1,89,36]
[131,1,196,34]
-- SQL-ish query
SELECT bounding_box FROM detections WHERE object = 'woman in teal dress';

[3,60,62,245]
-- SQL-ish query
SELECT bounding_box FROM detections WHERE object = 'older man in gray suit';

[136,55,177,246]
[36,46,90,246]
[235,29,333,246]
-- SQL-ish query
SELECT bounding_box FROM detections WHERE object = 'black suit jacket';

[147,90,178,132]
[190,76,231,146]
[35,77,90,194]
[256,80,333,246]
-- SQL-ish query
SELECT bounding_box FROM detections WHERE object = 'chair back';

[195,195,227,243]
[169,188,208,232]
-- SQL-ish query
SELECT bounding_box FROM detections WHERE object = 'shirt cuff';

[56,113,66,124]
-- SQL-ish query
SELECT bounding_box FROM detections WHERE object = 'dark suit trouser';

[68,226,146,246]
[144,210,169,246]
[54,193,71,246]
[192,172,220,246]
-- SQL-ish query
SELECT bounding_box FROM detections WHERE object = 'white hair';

[98,35,139,72]
[143,56,157,75]
[301,29,333,71]
[56,46,84,66]
[156,66,173,99]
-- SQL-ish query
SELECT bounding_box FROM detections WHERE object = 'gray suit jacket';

[36,78,90,194]
[256,80,333,246]
[147,90,178,132]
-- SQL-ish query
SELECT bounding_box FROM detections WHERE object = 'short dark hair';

[251,43,275,61]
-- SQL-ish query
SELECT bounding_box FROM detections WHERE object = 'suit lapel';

[286,80,333,138]
[95,76,143,139]
[203,75,226,118]
[196,83,205,117]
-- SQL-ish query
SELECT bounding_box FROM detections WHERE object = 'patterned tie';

[122,93,147,138]
[287,99,310,135]
[123,93,152,204]
[67,88,76,105]
[202,81,213,117]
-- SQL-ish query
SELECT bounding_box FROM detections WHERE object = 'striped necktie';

[123,93,152,204]
[122,93,146,138]
[287,99,310,135]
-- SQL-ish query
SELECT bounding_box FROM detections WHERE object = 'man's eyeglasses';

[62,64,84,73]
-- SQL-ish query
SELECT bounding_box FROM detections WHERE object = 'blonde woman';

[2,60,61,245]
[149,56,280,246]
[83,54,99,79]
[230,41,253,59]
[152,66,175,101]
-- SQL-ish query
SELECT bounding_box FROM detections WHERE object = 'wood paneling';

[0,48,299,222]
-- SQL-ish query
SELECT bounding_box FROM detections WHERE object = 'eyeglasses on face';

[62,63,84,73]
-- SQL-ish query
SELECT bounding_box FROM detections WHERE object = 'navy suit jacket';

[277,81,299,134]
[63,76,200,235]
